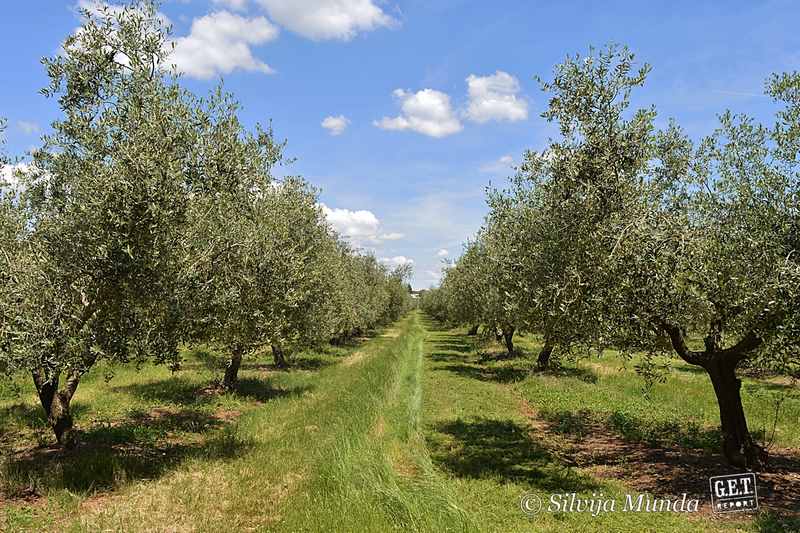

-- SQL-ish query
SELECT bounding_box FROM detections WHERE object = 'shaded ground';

[519,399,800,520]
[0,404,252,503]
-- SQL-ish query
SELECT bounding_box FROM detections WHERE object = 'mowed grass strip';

[273,311,473,532]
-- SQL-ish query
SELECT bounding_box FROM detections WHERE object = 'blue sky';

[1,0,798,288]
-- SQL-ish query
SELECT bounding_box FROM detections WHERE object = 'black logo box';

[709,473,758,513]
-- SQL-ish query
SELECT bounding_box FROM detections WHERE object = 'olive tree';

[596,105,800,469]
[438,234,522,355]
[330,251,391,341]
[0,1,224,445]
[514,45,800,468]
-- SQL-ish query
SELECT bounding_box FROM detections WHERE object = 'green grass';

[419,319,757,533]
[1,313,797,532]
[507,335,800,452]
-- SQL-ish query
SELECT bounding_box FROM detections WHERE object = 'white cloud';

[322,204,380,240]
[255,0,394,41]
[436,249,449,257]
[380,256,414,268]
[212,0,249,11]
[480,154,514,173]
[170,11,278,79]
[321,203,405,247]
[374,89,463,138]
[17,121,40,135]
[465,71,528,123]
[321,115,350,136]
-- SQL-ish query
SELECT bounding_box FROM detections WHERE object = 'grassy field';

[1,312,798,531]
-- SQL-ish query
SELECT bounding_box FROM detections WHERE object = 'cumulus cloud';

[480,154,514,173]
[17,121,40,135]
[374,89,463,138]
[321,203,405,247]
[170,11,278,79]
[321,204,380,240]
[380,256,414,268]
[436,249,449,257]
[465,71,528,123]
[255,0,394,41]
[321,115,350,136]
[212,0,249,10]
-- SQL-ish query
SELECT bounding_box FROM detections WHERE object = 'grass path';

[3,312,795,531]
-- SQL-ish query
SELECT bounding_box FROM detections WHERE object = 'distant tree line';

[0,2,412,447]
[421,45,800,470]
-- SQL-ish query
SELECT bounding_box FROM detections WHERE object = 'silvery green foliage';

[185,175,343,357]
[443,44,799,467]
[0,1,253,440]
[0,120,22,375]
[603,102,800,375]
[329,248,412,341]
[6,1,191,371]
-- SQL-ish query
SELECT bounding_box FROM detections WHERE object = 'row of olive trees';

[422,45,800,470]
[0,2,412,446]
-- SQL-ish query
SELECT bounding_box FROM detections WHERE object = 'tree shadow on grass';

[537,407,724,451]
[427,350,470,364]
[440,363,533,384]
[114,376,312,406]
[234,379,312,403]
[537,366,600,383]
[286,355,335,371]
[420,320,453,333]
[426,416,599,492]
[1,407,254,498]
[754,511,800,532]
[531,407,800,515]
[1,402,90,433]
[430,340,474,354]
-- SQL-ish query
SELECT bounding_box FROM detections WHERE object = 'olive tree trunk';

[662,321,765,469]
[222,346,244,390]
[502,326,515,355]
[537,343,554,370]
[31,369,81,447]
[272,344,287,369]
[705,356,764,469]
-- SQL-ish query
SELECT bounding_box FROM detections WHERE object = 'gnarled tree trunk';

[705,356,764,469]
[32,369,81,447]
[537,343,554,370]
[502,326,515,355]
[662,321,766,470]
[222,346,244,390]
[272,344,287,369]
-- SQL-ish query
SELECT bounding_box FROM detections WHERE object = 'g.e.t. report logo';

[709,473,758,513]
